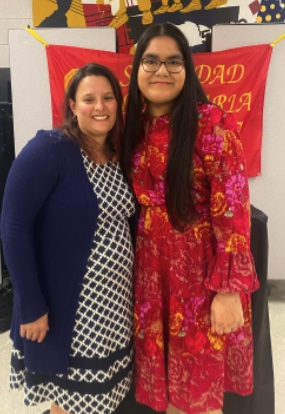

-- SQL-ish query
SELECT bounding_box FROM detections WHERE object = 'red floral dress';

[131,103,259,414]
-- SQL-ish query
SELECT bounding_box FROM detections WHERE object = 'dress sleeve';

[0,130,60,324]
[196,106,259,293]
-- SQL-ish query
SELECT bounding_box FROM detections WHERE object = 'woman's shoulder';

[197,102,224,121]
[30,128,71,145]
[197,103,238,132]
[195,103,241,159]
[14,129,79,173]
[21,129,78,157]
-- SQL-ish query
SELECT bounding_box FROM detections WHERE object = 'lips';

[151,81,172,85]
[92,115,109,120]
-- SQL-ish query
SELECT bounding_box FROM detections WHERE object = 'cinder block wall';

[0,0,32,68]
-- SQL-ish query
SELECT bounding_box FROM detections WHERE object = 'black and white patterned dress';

[10,153,136,414]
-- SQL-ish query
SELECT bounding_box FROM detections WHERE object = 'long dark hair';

[122,23,209,231]
[62,62,124,159]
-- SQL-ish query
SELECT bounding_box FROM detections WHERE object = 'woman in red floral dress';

[122,23,259,414]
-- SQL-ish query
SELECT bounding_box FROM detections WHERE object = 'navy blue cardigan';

[0,129,99,375]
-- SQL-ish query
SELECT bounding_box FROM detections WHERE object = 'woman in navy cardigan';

[0,63,135,414]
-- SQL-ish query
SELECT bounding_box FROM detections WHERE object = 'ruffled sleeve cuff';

[204,251,260,293]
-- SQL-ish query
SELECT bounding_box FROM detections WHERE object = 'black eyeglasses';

[141,57,185,73]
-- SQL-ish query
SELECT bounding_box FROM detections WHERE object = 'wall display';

[32,0,270,53]
[257,0,285,23]
[46,41,272,177]
[32,0,86,28]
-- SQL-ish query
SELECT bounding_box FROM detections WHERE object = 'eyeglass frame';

[141,57,185,73]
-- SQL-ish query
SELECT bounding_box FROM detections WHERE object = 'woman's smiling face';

[69,75,117,144]
[138,36,186,117]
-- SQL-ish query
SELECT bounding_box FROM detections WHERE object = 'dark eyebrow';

[142,53,184,60]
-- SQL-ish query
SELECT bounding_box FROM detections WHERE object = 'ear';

[69,99,76,115]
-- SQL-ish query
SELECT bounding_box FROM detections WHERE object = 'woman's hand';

[20,313,49,343]
[210,292,244,335]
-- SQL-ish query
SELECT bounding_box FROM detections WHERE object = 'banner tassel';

[25,26,49,47]
[270,33,285,47]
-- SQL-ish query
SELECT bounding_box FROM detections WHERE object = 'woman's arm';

[0,130,59,326]
[196,105,259,334]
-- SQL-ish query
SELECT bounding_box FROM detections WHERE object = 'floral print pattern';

[131,104,259,414]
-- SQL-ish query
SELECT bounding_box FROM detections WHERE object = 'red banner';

[46,44,272,177]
